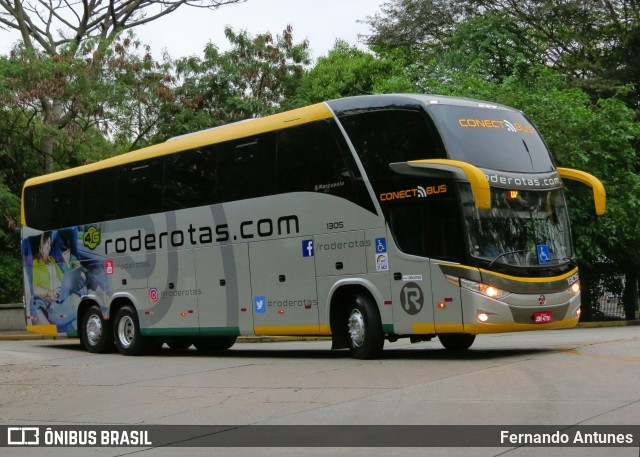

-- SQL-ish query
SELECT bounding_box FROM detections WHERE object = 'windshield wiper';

[488,249,532,268]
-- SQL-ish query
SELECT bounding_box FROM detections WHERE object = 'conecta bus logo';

[457,118,534,134]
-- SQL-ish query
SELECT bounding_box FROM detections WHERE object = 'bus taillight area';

[455,270,582,334]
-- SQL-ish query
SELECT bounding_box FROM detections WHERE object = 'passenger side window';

[217,133,277,203]
[116,158,164,219]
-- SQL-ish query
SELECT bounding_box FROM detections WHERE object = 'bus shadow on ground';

[44,341,557,361]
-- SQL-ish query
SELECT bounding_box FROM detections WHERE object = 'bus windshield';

[460,184,573,267]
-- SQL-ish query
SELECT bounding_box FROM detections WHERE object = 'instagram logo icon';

[149,288,159,302]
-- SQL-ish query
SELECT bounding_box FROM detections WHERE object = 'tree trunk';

[40,99,65,174]
[622,271,638,320]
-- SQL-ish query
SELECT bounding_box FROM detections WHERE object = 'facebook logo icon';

[302,239,314,257]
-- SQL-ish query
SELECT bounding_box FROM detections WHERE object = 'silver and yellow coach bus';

[21,94,606,358]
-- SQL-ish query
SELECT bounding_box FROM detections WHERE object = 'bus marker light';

[278,309,285,314]
[576,308,581,316]
[477,313,489,322]
[180,312,187,317]
[437,302,446,309]
[241,308,247,312]
[384,301,392,306]
[570,282,580,294]
[444,297,453,302]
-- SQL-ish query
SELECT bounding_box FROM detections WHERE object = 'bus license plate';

[534,312,552,324]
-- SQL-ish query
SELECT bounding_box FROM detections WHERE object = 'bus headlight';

[460,278,510,300]
[569,281,580,295]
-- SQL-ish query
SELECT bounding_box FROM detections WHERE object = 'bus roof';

[326,93,517,116]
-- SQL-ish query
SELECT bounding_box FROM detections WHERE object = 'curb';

[576,320,640,328]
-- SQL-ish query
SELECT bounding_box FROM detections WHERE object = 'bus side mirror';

[557,168,606,215]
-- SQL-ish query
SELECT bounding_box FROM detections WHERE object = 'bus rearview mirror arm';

[390,159,491,210]
[557,168,606,215]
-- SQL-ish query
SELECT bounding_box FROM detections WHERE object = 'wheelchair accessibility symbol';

[537,244,551,264]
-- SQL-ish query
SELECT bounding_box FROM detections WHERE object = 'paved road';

[1,326,639,457]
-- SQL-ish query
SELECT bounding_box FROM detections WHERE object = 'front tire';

[347,295,384,359]
[439,333,476,351]
[80,305,112,353]
[113,305,149,356]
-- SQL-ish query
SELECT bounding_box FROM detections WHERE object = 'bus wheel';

[80,305,112,353]
[438,333,476,351]
[113,305,148,356]
[347,295,384,360]
[194,336,237,353]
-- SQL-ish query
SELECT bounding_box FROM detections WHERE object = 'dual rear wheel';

[80,303,237,355]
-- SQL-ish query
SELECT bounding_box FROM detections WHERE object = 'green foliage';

[152,26,310,140]
[290,41,399,106]
[0,177,21,303]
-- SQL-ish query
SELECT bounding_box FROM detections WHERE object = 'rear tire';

[439,333,476,351]
[113,305,149,356]
[80,305,112,353]
[194,336,237,353]
[346,294,384,359]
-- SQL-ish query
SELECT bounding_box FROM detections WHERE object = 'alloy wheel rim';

[86,314,102,346]
[118,315,135,348]
[348,309,365,348]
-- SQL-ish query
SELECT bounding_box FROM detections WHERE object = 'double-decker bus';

[21,94,606,359]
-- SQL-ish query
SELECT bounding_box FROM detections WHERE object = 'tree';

[0,174,20,303]
[152,26,310,140]
[0,0,244,173]
[364,0,640,97]
[291,40,399,106]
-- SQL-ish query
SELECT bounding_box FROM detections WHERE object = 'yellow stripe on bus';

[26,324,58,336]
[413,323,436,334]
[478,267,579,283]
[464,317,579,334]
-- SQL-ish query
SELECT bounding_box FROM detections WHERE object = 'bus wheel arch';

[329,285,384,359]
[78,300,113,353]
